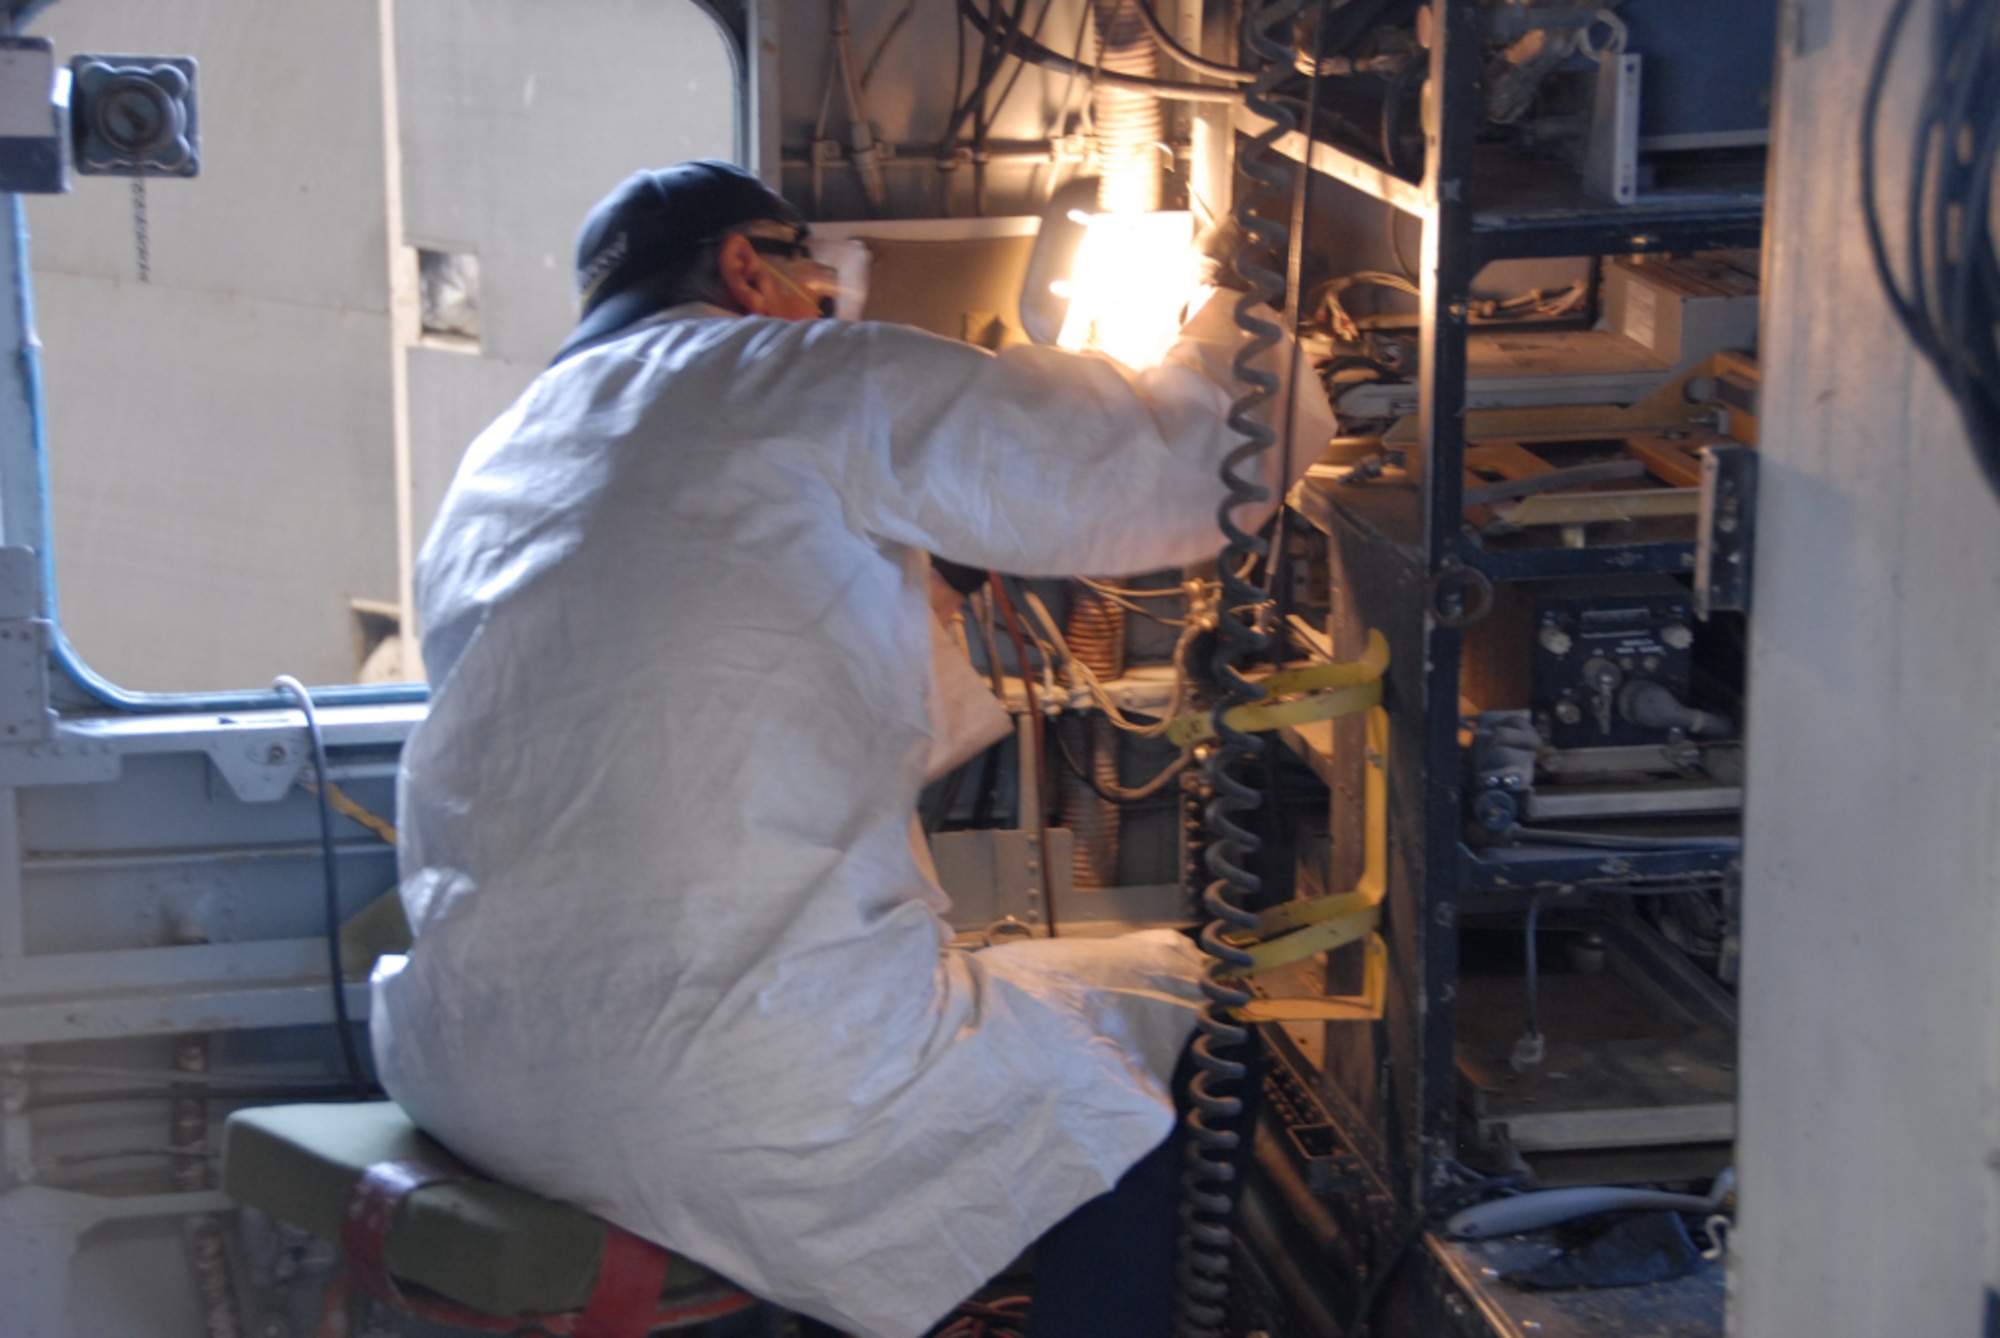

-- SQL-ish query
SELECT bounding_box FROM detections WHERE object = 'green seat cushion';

[221,1102,727,1317]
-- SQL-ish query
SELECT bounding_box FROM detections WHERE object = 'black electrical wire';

[1317,0,1399,59]
[1050,716,1190,805]
[1575,877,1730,897]
[940,0,1013,207]
[858,0,916,90]
[958,0,1247,103]
[1266,91,1384,161]
[1861,0,2000,502]
[1345,1175,1527,1338]
[1387,200,1417,280]
[984,0,1061,131]
[1046,0,1098,141]
[1378,51,1424,179]
[1503,825,1742,853]
[274,675,371,1096]
[950,0,970,144]
[1318,354,1406,391]
[1127,0,1258,82]
[968,739,1003,830]
[973,0,1033,213]
[923,751,977,834]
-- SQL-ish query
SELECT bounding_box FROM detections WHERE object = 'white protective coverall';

[371,290,1334,1337]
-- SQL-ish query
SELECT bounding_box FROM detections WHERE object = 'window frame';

[13,2,750,716]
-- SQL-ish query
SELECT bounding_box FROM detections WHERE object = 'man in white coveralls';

[370,160,1332,1338]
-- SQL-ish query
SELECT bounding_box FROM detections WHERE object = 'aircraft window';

[23,0,735,698]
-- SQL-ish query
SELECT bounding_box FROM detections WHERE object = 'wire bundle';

[1861,0,2000,500]
[932,1295,1030,1337]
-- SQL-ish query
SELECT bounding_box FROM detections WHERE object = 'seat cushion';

[221,1101,726,1317]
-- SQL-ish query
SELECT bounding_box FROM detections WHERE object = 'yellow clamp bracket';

[1236,935,1387,1023]
[1166,629,1390,748]
[1227,701,1391,1024]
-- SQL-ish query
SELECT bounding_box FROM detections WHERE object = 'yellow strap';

[1255,628,1391,696]
[1168,676,1381,747]
[305,780,400,846]
[1235,903,1379,974]
[1237,935,1388,1023]
[1232,706,1388,973]
[1167,630,1389,747]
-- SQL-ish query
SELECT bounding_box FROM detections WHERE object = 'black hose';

[1128,0,1257,82]
[1503,825,1742,853]
[1050,716,1189,805]
[1319,0,1399,56]
[923,754,975,834]
[939,0,1014,204]
[1345,1176,1524,1338]
[1860,0,2000,501]
[274,676,371,1095]
[1378,51,1424,179]
[958,0,1247,103]
[984,0,1061,133]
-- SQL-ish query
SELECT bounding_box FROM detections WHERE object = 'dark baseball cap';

[554,160,803,364]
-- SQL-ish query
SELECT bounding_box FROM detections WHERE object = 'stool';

[221,1101,758,1336]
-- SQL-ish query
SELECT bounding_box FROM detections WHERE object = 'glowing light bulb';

[1055,210,1198,370]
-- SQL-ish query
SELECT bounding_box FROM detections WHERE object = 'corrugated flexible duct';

[1092,0,1164,213]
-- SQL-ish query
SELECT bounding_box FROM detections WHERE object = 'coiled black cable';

[1861,0,2000,501]
[1171,2,1306,1333]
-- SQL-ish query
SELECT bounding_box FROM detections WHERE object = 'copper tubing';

[1062,585,1128,889]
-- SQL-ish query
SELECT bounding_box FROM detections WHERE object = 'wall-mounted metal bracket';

[1694,443,1758,618]
[69,54,199,177]
[0,38,69,194]
[1583,52,1642,204]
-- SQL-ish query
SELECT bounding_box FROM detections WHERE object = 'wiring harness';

[1862,0,2000,500]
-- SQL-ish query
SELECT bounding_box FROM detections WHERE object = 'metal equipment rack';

[1244,3,1764,1333]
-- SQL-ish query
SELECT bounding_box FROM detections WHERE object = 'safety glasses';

[742,225,839,317]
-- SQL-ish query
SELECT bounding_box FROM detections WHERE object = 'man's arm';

[818,290,1334,580]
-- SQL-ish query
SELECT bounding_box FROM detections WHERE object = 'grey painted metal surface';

[1736,0,2000,1333]
[0,705,403,1338]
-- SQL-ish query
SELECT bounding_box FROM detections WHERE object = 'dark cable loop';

[274,675,371,1095]
[1860,0,2000,501]
[1127,0,1258,82]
